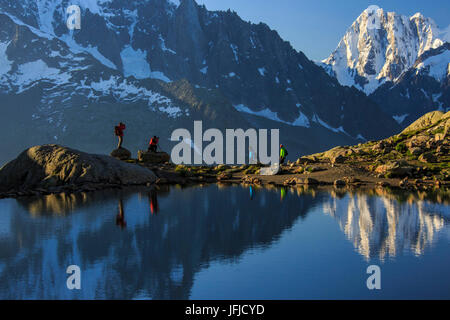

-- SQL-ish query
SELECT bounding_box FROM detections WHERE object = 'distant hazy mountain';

[0,0,401,164]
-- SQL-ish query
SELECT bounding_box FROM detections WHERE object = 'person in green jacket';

[280,144,288,164]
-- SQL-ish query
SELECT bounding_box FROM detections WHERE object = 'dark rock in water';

[110,148,131,160]
[0,145,157,194]
[138,150,170,164]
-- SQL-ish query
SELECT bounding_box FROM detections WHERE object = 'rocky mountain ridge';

[0,0,400,165]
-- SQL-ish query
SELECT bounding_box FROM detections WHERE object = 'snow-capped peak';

[322,6,448,94]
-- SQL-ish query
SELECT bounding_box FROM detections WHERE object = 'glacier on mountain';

[415,49,450,81]
[0,41,12,75]
[14,59,72,93]
[121,46,151,79]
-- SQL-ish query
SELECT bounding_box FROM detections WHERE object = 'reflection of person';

[280,188,286,202]
[249,186,254,200]
[149,190,159,215]
[116,199,127,228]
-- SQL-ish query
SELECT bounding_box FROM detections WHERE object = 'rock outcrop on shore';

[0,112,448,199]
[110,148,132,160]
[138,150,170,164]
[0,145,157,195]
[307,111,449,181]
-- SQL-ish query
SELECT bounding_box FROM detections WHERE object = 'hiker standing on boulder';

[280,144,288,164]
[148,135,159,153]
[115,122,126,149]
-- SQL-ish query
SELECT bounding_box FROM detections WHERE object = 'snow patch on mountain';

[311,114,348,135]
[415,49,450,81]
[0,41,12,75]
[60,34,117,70]
[13,60,72,93]
[168,0,180,8]
[0,11,53,40]
[393,114,409,124]
[233,104,310,128]
[121,46,151,79]
[159,34,176,54]
[230,44,239,62]
[158,106,183,118]
[149,71,171,82]
[82,76,174,106]
[258,67,267,76]
[291,112,310,127]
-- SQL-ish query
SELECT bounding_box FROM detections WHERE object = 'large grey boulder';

[0,145,157,192]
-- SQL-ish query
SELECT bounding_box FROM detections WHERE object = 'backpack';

[114,126,121,136]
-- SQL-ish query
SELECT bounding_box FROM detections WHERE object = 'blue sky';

[195,0,450,61]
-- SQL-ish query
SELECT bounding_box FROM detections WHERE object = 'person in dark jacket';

[148,136,159,152]
[115,199,127,229]
[115,122,126,149]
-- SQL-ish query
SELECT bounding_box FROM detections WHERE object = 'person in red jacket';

[149,190,159,215]
[114,122,126,149]
[148,135,159,152]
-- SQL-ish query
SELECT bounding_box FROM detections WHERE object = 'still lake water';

[0,184,449,299]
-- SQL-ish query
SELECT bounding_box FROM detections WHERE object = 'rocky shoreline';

[0,111,448,199]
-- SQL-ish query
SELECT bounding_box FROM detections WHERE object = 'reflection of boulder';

[110,148,131,160]
[0,145,156,193]
[138,150,170,164]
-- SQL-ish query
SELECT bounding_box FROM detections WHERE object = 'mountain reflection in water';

[0,185,448,299]
[322,189,449,260]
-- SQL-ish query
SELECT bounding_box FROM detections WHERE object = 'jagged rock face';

[370,44,450,127]
[322,5,449,94]
[0,0,400,160]
[0,144,157,192]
